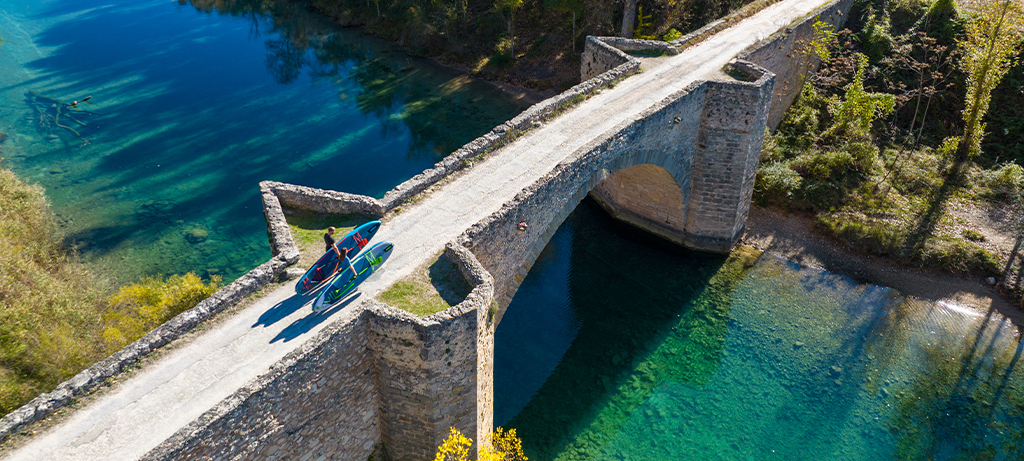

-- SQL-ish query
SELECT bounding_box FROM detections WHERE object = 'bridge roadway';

[4,0,827,458]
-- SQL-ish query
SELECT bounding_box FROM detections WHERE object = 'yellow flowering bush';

[434,426,527,461]
[102,272,221,353]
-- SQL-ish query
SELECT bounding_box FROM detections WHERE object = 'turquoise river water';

[496,199,1024,461]
[0,0,525,284]
[5,1,1024,459]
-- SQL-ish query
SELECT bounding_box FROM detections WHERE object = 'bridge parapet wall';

[738,0,855,128]
[143,243,495,461]
[144,310,382,461]
[366,242,495,461]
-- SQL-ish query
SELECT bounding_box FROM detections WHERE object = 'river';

[0,0,525,285]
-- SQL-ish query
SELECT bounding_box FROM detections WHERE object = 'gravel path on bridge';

[3,0,829,458]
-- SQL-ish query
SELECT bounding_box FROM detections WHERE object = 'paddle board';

[295,220,381,296]
[312,241,394,313]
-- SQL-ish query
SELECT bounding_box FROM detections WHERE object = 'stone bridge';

[0,0,852,459]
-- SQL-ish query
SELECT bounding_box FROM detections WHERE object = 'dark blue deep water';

[0,0,524,284]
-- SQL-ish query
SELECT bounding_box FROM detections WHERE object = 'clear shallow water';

[495,199,1024,460]
[0,0,524,284]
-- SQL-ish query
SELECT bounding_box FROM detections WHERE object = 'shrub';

[817,212,905,255]
[662,28,683,42]
[822,54,895,141]
[859,12,895,62]
[977,163,1024,202]
[102,273,221,353]
[887,147,945,195]
[962,229,986,241]
[794,150,857,180]
[755,161,803,204]
[0,168,106,415]
[776,84,825,148]
[435,427,527,461]
[918,237,1001,275]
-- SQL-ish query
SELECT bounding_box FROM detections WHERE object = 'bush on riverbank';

[755,0,1023,278]
[0,162,222,416]
[101,273,221,354]
[0,167,107,414]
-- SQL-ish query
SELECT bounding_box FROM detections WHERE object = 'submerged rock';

[184,228,209,244]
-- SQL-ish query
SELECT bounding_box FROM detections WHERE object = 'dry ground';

[741,205,1023,324]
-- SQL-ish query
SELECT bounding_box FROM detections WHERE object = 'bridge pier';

[589,62,771,253]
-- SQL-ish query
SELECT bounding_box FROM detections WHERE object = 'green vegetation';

[380,252,472,316]
[294,0,758,90]
[954,0,1024,160]
[285,210,366,268]
[756,0,1024,278]
[0,167,106,414]
[0,163,222,415]
[101,273,220,354]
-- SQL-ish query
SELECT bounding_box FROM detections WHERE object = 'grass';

[0,166,108,414]
[379,252,473,317]
[284,209,368,268]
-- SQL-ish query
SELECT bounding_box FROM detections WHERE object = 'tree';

[954,0,1024,160]
[821,53,896,141]
[620,0,637,38]
[494,0,524,58]
[434,427,528,461]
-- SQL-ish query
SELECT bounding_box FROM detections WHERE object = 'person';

[324,226,337,253]
[325,227,358,279]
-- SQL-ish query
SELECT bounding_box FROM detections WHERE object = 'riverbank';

[741,205,1022,323]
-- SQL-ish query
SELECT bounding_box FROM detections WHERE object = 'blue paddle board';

[295,221,381,296]
[312,241,394,313]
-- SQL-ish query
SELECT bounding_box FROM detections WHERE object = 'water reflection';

[495,200,1024,460]
[0,0,523,284]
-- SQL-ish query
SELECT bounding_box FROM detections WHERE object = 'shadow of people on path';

[252,291,315,328]
[269,292,362,343]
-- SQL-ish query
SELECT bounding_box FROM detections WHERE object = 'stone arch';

[462,62,774,326]
[589,163,690,246]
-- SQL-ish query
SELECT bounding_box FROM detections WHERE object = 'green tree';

[822,53,896,140]
[494,0,524,58]
[955,0,1024,160]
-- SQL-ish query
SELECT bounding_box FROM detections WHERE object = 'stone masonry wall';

[461,78,719,319]
[684,63,774,252]
[144,243,495,461]
[144,312,381,461]
[739,0,855,128]
[584,63,773,254]
[365,242,494,461]
[580,36,634,81]
[589,164,690,244]
[582,0,855,251]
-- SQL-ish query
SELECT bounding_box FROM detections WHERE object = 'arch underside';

[589,163,690,246]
